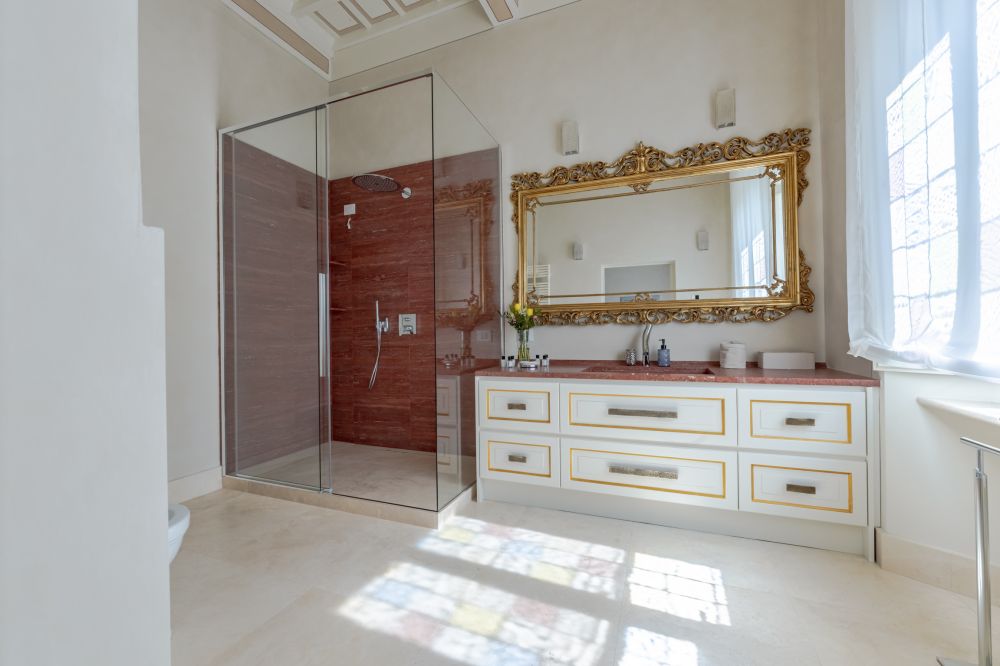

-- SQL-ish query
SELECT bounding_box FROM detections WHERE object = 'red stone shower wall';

[329,161,437,452]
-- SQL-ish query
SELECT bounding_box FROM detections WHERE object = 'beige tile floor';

[171,489,992,665]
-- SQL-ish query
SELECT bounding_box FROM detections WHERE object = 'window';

[848,0,1000,378]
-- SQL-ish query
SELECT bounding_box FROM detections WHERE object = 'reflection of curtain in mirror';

[730,170,773,291]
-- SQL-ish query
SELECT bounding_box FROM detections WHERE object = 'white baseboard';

[169,466,222,504]
[877,528,1000,599]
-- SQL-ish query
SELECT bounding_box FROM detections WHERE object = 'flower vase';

[517,330,531,361]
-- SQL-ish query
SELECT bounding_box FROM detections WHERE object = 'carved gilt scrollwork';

[511,129,814,326]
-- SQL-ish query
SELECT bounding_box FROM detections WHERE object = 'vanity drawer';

[436,377,458,427]
[561,383,736,446]
[480,431,558,487]
[437,426,459,476]
[738,452,867,526]
[479,380,558,432]
[561,438,737,509]
[738,388,866,456]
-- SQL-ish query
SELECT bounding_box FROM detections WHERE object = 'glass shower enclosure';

[220,73,500,511]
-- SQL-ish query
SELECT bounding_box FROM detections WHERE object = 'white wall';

[332,0,828,361]
[0,1,171,663]
[881,371,1000,562]
[326,74,499,179]
[329,78,432,179]
[139,0,328,484]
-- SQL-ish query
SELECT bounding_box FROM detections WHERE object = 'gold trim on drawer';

[485,388,552,423]
[569,447,727,499]
[749,463,853,513]
[486,440,552,478]
[568,392,726,436]
[748,399,853,444]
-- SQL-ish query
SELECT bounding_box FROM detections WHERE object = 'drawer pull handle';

[785,417,816,426]
[786,483,817,495]
[507,402,528,411]
[608,407,678,419]
[507,454,527,463]
[608,464,678,480]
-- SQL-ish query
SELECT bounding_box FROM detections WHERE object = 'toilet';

[167,504,190,563]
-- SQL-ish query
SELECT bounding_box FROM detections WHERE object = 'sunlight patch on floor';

[417,516,625,598]
[338,561,610,665]
[619,627,699,666]
[628,552,730,626]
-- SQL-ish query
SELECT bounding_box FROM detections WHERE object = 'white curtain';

[730,168,776,296]
[847,0,1000,378]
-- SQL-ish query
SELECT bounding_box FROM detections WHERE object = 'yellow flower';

[526,308,534,317]
[513,303,522,313]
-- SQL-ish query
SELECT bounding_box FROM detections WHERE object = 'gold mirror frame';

[511,128,815,325]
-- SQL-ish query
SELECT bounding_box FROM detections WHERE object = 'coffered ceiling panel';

[223,0,580,80]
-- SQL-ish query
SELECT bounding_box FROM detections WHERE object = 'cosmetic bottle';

[657,339,671,367]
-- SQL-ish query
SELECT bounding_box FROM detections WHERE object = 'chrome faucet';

[641,323,653,366]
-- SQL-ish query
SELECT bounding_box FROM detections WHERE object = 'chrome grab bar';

[938,436,1000,666]
[368,299,390,390]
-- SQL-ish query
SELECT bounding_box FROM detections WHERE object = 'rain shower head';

[352,173,399,193]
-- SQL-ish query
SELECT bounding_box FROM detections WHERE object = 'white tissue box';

[759,352,815,370]
[720,342,747,369]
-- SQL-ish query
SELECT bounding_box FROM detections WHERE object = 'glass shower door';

[221,107,330,490]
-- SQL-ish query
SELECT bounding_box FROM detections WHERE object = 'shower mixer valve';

[398,313,416,335]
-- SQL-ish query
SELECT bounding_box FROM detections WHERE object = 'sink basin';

[582,364,716,375]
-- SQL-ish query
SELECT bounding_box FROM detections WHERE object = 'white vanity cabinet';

[477,375,879,556]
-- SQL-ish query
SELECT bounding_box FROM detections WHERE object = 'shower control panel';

[398,313,417,336]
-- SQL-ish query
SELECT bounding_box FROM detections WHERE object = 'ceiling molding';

[223,0,331,77]
[224,0,580,81]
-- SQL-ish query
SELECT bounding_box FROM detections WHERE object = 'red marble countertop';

[436,358,499,376]
[475,360,879,387]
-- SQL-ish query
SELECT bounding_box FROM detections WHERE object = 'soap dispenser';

[657,339,671,367]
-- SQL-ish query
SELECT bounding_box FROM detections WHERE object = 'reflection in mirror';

[527,165,788,306]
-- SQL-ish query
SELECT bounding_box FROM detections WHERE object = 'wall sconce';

[561,120,580,156]
[714,88,736,129]
[696,230,710,251]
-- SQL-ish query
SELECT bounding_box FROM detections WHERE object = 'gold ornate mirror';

[512,128,815,325]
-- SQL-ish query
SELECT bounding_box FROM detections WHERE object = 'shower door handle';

[318,273,328,378]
